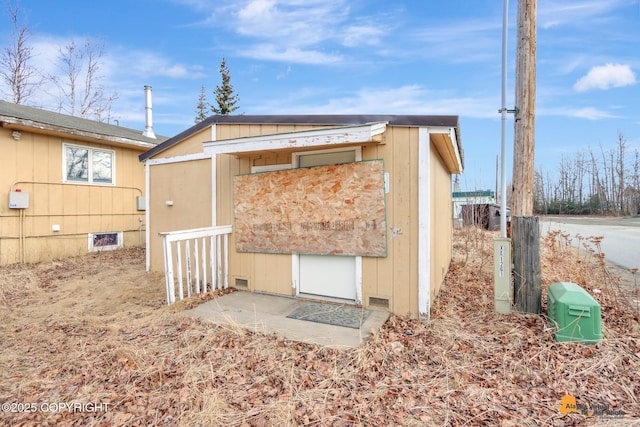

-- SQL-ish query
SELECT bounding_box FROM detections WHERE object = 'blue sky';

[1,0,639,192]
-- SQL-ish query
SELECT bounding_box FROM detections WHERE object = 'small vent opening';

[235,278,249,289]
[369,297,389,309]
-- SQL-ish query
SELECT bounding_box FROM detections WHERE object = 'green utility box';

[547,282,602,344]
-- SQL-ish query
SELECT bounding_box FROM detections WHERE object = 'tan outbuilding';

[0,100,163,265]
[140,115,463,319]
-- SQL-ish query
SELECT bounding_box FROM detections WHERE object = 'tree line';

[534,133,640,216]
[1,3,239,124]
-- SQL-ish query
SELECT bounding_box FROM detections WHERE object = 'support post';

[511,0,540,313]
[512,216,541,313]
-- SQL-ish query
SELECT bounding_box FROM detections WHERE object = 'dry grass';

[0,231,638,426]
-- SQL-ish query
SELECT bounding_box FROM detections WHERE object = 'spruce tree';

[210,58,239,115]
[194,84,208,123]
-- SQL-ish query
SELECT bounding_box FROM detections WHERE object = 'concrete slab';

[185,291,390,348]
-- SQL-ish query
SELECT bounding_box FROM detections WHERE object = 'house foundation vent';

[234,278,249,289]
[369,297,389,309]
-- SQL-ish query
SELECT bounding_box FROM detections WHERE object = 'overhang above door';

[203,122,387,156]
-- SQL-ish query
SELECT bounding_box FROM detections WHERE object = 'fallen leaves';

[0,233,639,426]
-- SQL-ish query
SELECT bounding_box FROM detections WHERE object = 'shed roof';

[139,114,462,163]
[0,100,166,150]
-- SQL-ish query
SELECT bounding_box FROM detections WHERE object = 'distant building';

[452,190,495,221]
[452,190,511,231]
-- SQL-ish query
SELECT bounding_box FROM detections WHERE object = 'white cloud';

[81,45,204,83]
[241,44,343,65]
[276,65,291,80]
[238,0,276,20]
[121,52,198,79]
[410,20,500,64]
[539,0,627,29]
[574,63,636,92]
[341,24,385,47]
[571,107,618,120]
[199,0,393,64]
[255,84,498,119]
[234,0,349,46]
[557,55,587,75]
[539,105,623,120]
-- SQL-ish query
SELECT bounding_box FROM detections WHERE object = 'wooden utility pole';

[512,0,536,215]
[512,0,541,313]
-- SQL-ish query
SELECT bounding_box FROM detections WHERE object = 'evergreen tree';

[194,84,208,123]
[210,58,239,115]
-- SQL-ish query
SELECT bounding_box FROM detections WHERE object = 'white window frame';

[63,143,116,186]
[88,231,123,252]
[292,146,362,168]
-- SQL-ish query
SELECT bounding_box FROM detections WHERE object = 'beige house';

[140,115,463,319]
[0,100,163,265]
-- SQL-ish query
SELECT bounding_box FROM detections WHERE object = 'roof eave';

[1,116,157,150]
[203,122,388,155]
[428,127,464,174]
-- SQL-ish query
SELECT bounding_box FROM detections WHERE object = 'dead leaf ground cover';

[0,228,638,426]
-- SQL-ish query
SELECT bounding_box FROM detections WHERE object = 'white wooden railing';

[159,225,233,305]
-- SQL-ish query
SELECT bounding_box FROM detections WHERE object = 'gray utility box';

[136,196,146,211]
[9,191,29,209]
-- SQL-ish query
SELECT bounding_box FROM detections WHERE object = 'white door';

[299,255,357,300]
[296,149,358,301]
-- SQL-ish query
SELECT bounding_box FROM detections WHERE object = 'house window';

[63,143,115,185]
[292,146,361,168]
[88,232,123,252]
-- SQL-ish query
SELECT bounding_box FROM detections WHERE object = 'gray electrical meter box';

[9,192,29,209]
[136,196,146,211]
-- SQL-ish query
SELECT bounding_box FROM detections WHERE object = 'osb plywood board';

[233,160,386,257]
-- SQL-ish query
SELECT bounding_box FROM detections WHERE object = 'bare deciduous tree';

[629,151,640,215]
[0,3,41,104]
[615,132,626,215]
[535,133,638,216]
[50,38,117,121]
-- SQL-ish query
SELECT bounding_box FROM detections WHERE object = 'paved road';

[541,216,640,274]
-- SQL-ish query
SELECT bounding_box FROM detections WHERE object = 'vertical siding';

[0,128,27,263]
[148,158,213,272]
[361,141,392,309]
[429,144,453,302]
[0,127,147,265]
[361,128,418,317]
[160,127,211,158]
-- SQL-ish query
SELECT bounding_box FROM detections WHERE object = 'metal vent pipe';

[143,85,156,139]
